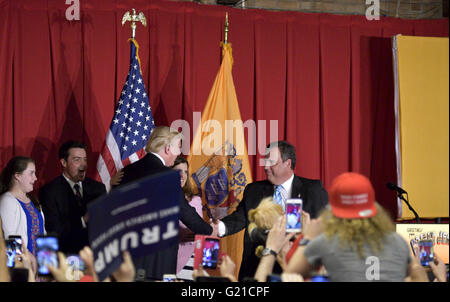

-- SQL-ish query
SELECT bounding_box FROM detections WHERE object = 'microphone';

[386,182,420,223]
[386,182,407,195]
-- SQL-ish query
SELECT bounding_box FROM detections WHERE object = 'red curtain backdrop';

[0,0,448,219]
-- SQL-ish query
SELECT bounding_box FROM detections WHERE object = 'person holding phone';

[285,172,414,282]
[216,141,329,280]
[247,197,284,258]
[12,246,36,282]
[0,156,45,261]
[248,197,310,274]
[410,244,448,282]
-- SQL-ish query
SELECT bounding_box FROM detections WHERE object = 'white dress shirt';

[62,173,86,228]
[152,152,166,166]
[218,173,295,237]
[62,173,83,197]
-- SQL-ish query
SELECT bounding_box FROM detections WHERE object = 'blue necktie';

[273,185,284,209]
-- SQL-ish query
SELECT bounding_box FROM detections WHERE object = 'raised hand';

[219,255,237,282]
[266,216,294,254]
[79,246,99,282]
[111,251,135,282]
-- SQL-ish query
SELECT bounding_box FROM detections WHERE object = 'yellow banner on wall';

[395,35,449,219]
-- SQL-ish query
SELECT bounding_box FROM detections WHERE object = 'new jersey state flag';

[187,42,252,277]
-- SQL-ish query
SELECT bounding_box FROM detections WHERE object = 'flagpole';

[122,8,147,39]
[96,9,153,191]
[224,12,229,44]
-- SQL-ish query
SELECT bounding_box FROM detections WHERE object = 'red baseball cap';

[329,172,377,219]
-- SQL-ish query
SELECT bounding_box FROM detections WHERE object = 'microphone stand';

[397,192,421,223]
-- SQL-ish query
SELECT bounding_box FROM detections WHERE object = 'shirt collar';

[151,152,166,166]
[62,173,82,193]
[277,174,294,198]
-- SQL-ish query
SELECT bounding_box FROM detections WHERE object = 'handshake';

[178,217,220,243]
[209,218,220,237]
[204,205,220,237]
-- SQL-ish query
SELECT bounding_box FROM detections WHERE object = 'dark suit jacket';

[39,175,106,254]
[119,153,212,280]
[221,175,329,280]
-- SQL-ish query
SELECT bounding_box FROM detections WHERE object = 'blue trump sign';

[88,170,181,281]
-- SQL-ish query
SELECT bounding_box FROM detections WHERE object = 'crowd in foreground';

[0,126,448,282]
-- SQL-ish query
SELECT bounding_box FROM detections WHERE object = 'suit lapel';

[81,179,89,202]
[59,175,74,197]
[291,175,304,199]
[262,181,275,199]
[57,175,78,213]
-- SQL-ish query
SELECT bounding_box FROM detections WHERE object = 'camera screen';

[5,240,16,268]
[202,238,220,269]
[286,202,302,231]
[14,240,23,255]
[36,236,59,275]
[310,275,329,282]
[418,240,434,266]
[9,236,23,255]
[162,274,177,282]
[266,274,282,282]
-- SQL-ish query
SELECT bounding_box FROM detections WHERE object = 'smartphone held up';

[36,235,59,276]
[193,235,221,270]
[410,237,436,267]
[5,235,23,268]
[418,240,434,267]
[286,198,302,233]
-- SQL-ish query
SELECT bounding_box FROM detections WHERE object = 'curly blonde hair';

[320,203,395,259]
[248,197,284,257]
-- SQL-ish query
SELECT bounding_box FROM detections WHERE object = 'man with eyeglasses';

[216,141,329,280]
[118,126,215,281]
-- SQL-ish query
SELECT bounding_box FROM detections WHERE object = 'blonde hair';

[320,202,395,259]
[145,126,182,153]
[248,197,284,258]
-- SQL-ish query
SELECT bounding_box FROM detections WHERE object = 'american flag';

[96,39,155,191]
